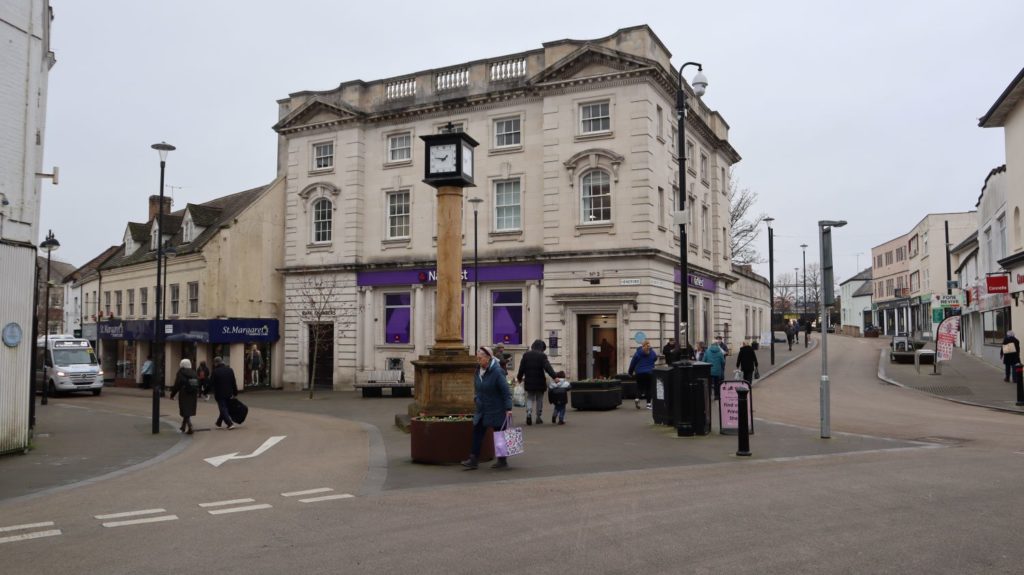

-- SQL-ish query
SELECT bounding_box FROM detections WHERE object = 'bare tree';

[728,172,766,265]
[805,263,822,318]
[773,271,797,312]
[289,276,339,399]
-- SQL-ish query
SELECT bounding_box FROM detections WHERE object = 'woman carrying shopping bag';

[462,346,513,470]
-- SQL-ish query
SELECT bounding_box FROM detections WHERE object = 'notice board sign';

[719,381,754,435]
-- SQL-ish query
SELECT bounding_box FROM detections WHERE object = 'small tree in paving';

[290,276,339,399]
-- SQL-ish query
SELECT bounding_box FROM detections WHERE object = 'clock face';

[429,144,457,174]
[462,144,473,177]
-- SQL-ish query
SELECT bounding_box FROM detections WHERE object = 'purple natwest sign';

[673,269,717,292]
[357,263,544,287]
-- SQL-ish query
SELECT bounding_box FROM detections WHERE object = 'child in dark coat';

[548,371,570,425]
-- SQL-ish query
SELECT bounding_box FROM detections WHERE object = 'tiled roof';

[840,267,872,285]
[852,282,873,298]
[128,222,150,243]
[36,256,77,283]
[67,245,121,285]
[102,184,268,271]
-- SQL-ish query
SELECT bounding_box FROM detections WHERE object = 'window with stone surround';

[312,141,334,170]
[581,170,611,223]
[387,191,411,239]
[580,101,610,134]
[494,179,521,231]
[312,198,333,244]
[491,290,523,345]
[387,132,412,163]
[494,117,521,148]
[384,292,411,344]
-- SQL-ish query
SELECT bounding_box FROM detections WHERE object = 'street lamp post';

[151,141,175,434]
[765,217,775,366]
[818,219,847,439]
[800,243,808,316]
[468,196,483,352]
[794,267,799,312]
[40,230,60,406]
[675,61,708,358]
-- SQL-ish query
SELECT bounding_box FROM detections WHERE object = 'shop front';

[674,269,720,349]
[874,298,912,336]
[99,318,279,388]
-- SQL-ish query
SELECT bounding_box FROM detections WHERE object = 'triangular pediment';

[273,97,363,133]
[529,45,656,86]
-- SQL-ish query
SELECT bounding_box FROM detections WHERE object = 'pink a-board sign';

[719,381,753,435]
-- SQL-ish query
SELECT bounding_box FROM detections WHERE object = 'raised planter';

[613,373,637,399]
[410,415,493,464]
[570,380,622,411]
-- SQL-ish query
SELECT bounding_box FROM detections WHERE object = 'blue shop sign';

[209,319,279,343]
[100,318,278,343]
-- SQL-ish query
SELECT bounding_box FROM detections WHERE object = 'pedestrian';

[694,341,706,362]
[169,358,199,434]
[462,346,513,470]
[517,339,557,426]
[628,340,658,409]
[703,339,726,399]
[1000,330,1020,382]
[715,335,729,356]
[793,321,800,344]
[493,342,510,374]
[249,345,263,386]
[785,324,794,351]
[548,370,570,425]
[736,339,759,383]
[140,355,154,389]
[196,360,211,400]
[804,321,812,347]
[662,338,677,363]
[210,356,238,429]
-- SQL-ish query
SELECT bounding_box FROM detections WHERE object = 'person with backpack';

[169,358,200,434]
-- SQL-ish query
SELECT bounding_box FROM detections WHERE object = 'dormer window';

[182,215,196,243]
[150,223,160,251]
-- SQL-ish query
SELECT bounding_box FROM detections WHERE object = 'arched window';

[312,198,333,243]
[581,170,611,223]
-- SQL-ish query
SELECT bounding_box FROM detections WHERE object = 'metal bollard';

[1015,364,1024,407]
[736,387,751,456]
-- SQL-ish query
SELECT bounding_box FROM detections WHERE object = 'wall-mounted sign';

[2,323,23,348]
[987,275,1009,294]
[620,278,641,286]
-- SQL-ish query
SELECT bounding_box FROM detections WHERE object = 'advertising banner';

[936,316,960,363]
[718,381,753,435]
[987,275,1009,294]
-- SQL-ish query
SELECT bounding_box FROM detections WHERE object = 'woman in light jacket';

[462,346,513,470]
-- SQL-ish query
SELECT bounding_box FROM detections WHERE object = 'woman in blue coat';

[462,346,513,470]
[628,340,658,410]
[703,341,726,399]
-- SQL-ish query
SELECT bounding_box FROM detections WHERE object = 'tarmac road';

[2,337,1023,574]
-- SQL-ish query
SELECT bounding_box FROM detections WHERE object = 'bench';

[354,370,412,398]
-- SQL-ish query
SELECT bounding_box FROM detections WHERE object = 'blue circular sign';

[634,331,647,344]
[3,322,23,348]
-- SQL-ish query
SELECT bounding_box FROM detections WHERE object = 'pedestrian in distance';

[715,335,729,356]
[703,340,726,399]
[694,341,706,362]
[785,324,794,351]
[793,320,800,344]
[628,340,658,410]
[548,370,570,425]
[210,356,238,429]
[493,342,510,375]
[140,355,154,389]
[169,358,199,434]
[248,345,263,386]
[196,360,211,400]
[804,321,812,347]
[1000,330,1020,382]
[736,340,759,383]
[517,339,558,426]
[462,346,513,470]
[662,338,677,363]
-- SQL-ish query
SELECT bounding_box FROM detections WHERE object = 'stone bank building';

[275,26,752,388]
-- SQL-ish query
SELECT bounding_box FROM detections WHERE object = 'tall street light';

[468,196,483,352]
[151,141,175,434]
[765,217,775,366]
[40,229,60,406]
[800,243,808,317]
[675,61,708,359]
[818,219,847,439]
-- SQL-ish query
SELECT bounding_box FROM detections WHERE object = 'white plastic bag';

[512,380,527,407]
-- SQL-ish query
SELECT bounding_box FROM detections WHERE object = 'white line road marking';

[101,515,178,528]
[0,521,55,533]
[298,494,354,503]
[94,508,166,520]
[281,488,333,497]
[199,498,255,508]
[204,435,287,467]
[0,530,62,544]
[207,504,272,516]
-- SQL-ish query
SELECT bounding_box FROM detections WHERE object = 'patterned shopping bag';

[493,415,525,457]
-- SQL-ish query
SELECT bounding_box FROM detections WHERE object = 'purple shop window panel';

[385,293,411,344]
[491,291,523,345]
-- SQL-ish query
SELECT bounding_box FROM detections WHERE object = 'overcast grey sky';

[40,0,1024,287]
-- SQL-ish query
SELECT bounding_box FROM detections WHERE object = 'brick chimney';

[148,195,173,221]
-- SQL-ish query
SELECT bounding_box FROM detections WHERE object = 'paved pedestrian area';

[879,340,1024,414]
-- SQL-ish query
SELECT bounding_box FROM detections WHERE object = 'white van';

[36,335,104,396]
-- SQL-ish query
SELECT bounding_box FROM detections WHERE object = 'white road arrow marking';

[204,435,286,467]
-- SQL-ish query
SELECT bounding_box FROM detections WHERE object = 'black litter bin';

[569,380,622,410]
[613,373,638,399]
[651,365,678,425]
[672,361,712,436]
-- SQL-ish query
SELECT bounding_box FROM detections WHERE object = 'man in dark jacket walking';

[517,339,557,425]
[1001,331,1020,382]
[736,340,759,383]
[210,356,238,429]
